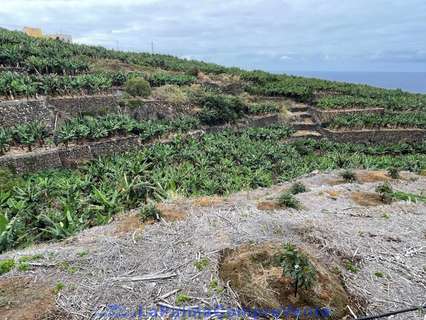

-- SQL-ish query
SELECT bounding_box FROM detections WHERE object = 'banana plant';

[0,128,12,155]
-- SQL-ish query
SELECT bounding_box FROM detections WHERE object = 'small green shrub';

[209,279,225,294]
[280,243,317,296]
[387,167,400,179]
[376,182,394,204]
[139,203,161,222]
[125,77,151,97]
[344,260,359,273]
[278,192,301,209]
[194,257,209,271]
[341,169,356,182]
[17,261,29,271]
[53,282,65,294]
[198,94,248,125]
[186,66,200,77]
[374,271,384,278]
[0,258,15,275]
[175,293,191,305]
[289,182,308,195]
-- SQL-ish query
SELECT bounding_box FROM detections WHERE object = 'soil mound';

[219,243,350,319]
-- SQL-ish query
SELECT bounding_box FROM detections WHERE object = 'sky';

[1,0,426,72]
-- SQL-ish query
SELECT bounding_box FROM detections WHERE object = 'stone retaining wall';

[0,98,54,129]
[321,128,426,144]
[47,95,121,118]
[123,100,194,121]
[311,107,384,124]
[0,94,195,129]
[0,136,141,174]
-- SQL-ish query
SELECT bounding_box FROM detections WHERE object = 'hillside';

[0,28,425,319]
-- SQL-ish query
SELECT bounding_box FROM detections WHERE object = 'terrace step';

[293,129,321,137]
[291,122,318,131]
[289,105,309,113]
[285,130,322,142]
[290,111,311,119]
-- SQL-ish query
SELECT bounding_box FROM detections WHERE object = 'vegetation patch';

[1,127,426,252]
[124,77,151,97]
[376,182,426,204]
[277,192,301,209]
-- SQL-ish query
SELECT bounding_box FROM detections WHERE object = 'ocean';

[285,71,426,94]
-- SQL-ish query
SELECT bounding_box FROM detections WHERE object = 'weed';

[77,250,89,257]
[53,282,65,294]
[139,203,161,222]
[209,279,224,294]
[341,170,357,182]
[17,261,29,271]
[280,243,317,297]
[175,293,191,305]
[152,85,189,104]
[194,257,209,271]
[344,260,359,273]
[18,254,43,262]
[387,167,400,179]
[0,259,15,275]
[59,261,77,274]
[278,192,301,209]
[289,182,308,195]
[374,271,384,278]
[376,182,394,204]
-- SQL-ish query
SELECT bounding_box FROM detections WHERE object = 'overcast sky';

[1,0,425,72]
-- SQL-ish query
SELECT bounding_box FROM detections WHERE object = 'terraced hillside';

[0,28,425,319]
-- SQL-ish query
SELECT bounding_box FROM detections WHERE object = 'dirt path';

[0,170,425,319]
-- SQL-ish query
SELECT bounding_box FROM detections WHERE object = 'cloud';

[1,0,425,71]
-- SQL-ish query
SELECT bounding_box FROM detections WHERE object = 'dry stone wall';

[0,136,140,174]
[321,128,426,144]
[0,95,196,130]
[310,107,384,124]
[0,98,54,129]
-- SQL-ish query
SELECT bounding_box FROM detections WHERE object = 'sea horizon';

[280,70,426,94]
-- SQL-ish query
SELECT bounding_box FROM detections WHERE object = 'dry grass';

[114,214,144,234]
[152,85,189,104]
[156,203,186,221]
[351,192,384,207]
[355,171,391,183]
[90,58,146,73]
[256,200,281,211]
[325,190,342,200]
[192,196,224,207]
